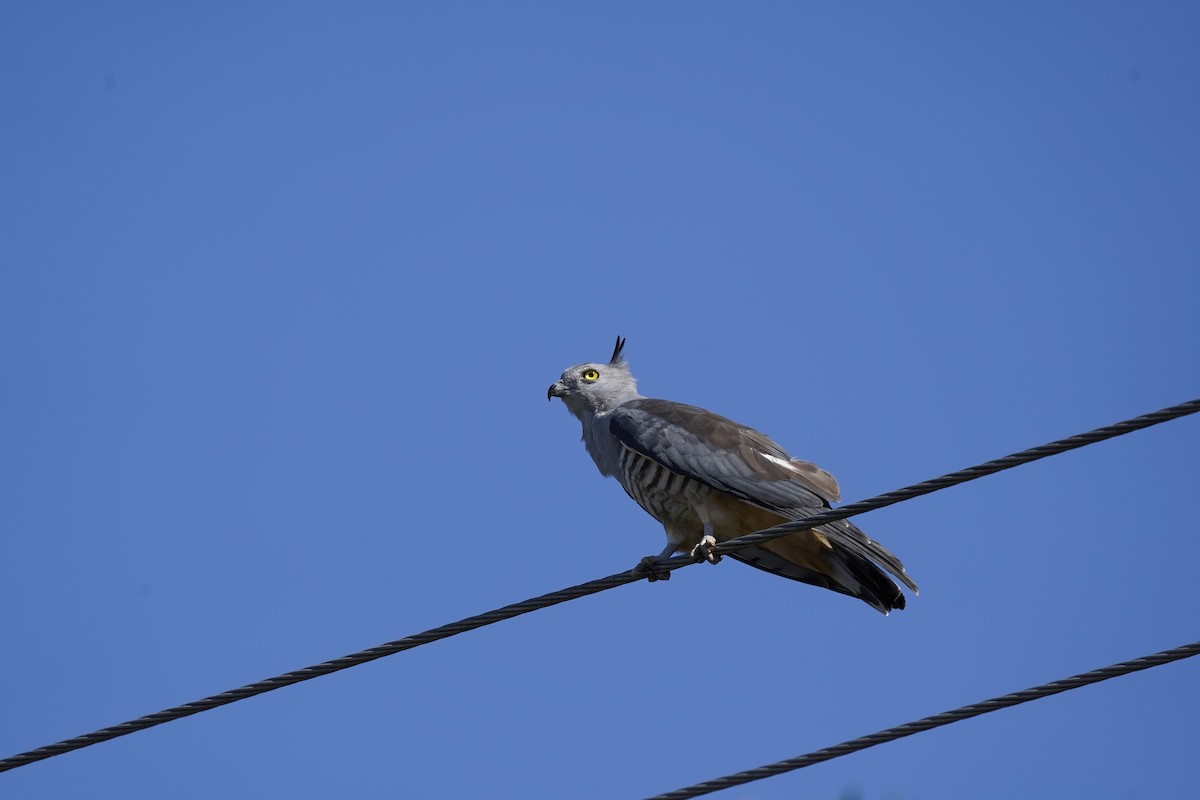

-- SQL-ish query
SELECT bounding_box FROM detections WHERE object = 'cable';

[0,571,640,773]
[1,397,1197,774]
[710,396,1200,554]
[644,640,1200,799]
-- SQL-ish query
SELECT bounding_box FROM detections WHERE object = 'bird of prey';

[548,337,918,614]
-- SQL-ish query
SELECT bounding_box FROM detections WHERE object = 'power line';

[711,396,1200,552]
[1,398,1197,775]
[645,640,1200,799]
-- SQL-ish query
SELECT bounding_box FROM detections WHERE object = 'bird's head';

[548,336,640,418]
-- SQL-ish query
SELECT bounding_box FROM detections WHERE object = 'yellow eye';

[582,369,600,381]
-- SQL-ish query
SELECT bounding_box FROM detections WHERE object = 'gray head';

[548,336,642,419]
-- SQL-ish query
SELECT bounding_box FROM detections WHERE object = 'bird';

[548,337,918,614]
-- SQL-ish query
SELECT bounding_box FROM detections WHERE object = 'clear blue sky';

[3,4,1198,798]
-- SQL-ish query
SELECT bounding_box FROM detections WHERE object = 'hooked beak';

[547,380,568,401]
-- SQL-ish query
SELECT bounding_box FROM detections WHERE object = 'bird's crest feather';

[609,336,627,364]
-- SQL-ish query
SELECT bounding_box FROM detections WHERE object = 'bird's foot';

[690,534,722,565]
[631,555,671,582]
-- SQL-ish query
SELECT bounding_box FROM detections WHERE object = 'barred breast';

[616,445,712,528]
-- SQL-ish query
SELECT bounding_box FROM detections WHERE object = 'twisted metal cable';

[646,640,1200,799]
[1,398,1197,774]
[707,396,1200,554]
[0,572,642,773]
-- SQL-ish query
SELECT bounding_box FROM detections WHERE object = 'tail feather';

[818,519,920,594]
[725,516,918,614]
[728,538,908,614]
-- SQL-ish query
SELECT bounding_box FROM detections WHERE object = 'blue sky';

[3,3,1198,798]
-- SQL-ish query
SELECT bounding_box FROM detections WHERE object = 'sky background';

[3,3,1199,799]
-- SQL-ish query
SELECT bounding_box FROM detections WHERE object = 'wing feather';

[608,399,838,513]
